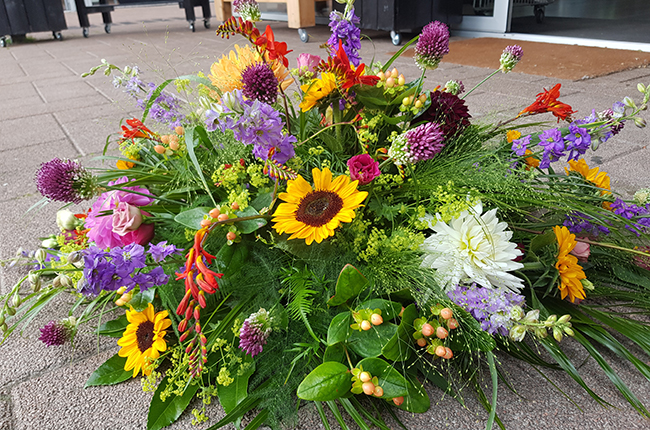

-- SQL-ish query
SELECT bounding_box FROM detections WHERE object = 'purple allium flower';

[444,80,464,96]
[448,284,525,336]
[233,0,260,21]
[416,90,471,140]
[347,154,381,185]
[239,308,272,357]
[327,8,362,67]
[148,241,182,263]
[511,134,531,156]
[35,158,96,204]
[564,123,591,161]
[499,45,523,73]
[406,122,445,162]
[414,21,450,70]
[241,63,279,104]
[39,321,70,347]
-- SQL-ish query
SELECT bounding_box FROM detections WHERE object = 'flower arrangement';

[2,0,650,428]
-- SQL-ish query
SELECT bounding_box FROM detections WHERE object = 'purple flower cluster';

[414,21,450,70]
[35,158,96,204]
[405,122,445,162]
[238,309,272,357]
[448,284,526,336]
[564,212,610,236]
[39,321,70,347]
[327,8,361,66]
[78,241,179,297]
[610,198,650,236]
[205,90,296,164]
[512,124,591,169]
[241,63,278,104]
[233,0,260,21]
[499,45,523,73]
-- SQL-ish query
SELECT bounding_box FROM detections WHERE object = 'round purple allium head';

[39,321,70,347]
[233,0,260,21]
[241,63,279,105]
[499,45,524,73]
[239,309,272,357]
[414,21,450,70]
[35,158,96,204]
[406,123,445,162]
[417,90,471,141]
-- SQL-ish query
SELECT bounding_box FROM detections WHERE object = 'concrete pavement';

[1,4,650,430]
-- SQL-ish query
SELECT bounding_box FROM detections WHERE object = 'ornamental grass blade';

[242,409,269,430]
[314,402,332,430]
[580,307,650,355]
[338,398,370,430]
[325,400,350,430]
[184,126,217,207]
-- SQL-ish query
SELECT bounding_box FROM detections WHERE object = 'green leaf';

[185,126,217,207]
[217,356,256,414]
[96,315,128,338]
[174,207,211,230]
[382,304,418,361]
[242,409,269,430]
[147,376,200,430]
[214,243,249,280]
[84,354,132,387]
[357,299,402,321]
[327,265,369,306]
[251,192,273,212]
[529,229,556,254]
[296,362,352,401]
[348,323,398,358]
[323,343,346,364]
[393,377,430,413]
[128,288,156,312]
[612,263,650,289]
[235,206,268,234]
[327,312,352,345]
[356,358,408,399]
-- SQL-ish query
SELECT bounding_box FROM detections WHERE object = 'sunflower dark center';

[136,320,155,352]
[295,190,344,227]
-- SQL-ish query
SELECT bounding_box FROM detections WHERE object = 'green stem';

[331,103,344,152]
[297,121,356,146]
[521,261,545,271]
[462,69,500,100]
[486,351,498,430]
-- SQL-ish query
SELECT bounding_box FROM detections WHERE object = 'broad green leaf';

[128,287,156,312]
[323,343,346,364]
[235,206,267,234]
[348,323,397,358]
[327,264,369,306]
[394,377,430,413]
[147,375,200,430]
[174,206,211,230]
[217,356,255,414]
[356,358,408,399]
[84,353,132,387]
[242,409,269,430]
[529,229,556,254]
[251,192,273,212]
[382,304,418,361]
[214,243,249,280]
[357,299,402,321]
[327,312,352,345]
[296,362,352,401]
[96,315,128,337]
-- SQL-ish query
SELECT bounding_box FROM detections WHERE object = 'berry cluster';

[413,305,458,359]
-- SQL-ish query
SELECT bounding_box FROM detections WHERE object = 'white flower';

[420,201,524,291]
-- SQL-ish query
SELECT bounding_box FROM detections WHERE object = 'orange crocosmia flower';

[518,84,576,122]
[254,25,292,68]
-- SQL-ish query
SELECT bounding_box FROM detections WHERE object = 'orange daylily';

[518,84,576,122]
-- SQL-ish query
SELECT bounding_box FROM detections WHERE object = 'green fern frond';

[281,267,321,342]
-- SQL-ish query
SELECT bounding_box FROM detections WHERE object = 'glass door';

[454,0,512,33]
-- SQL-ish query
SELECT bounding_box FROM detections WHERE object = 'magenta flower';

[239,308,272,357]
[347,154,381,185]
[39,321,70,347]
[406,123,445,162]
[296,53,321,77]
[414,21,450,70]
[500,45,524,73]
[35,158,96,204]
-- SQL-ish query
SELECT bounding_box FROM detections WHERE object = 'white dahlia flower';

[420,201,524,291]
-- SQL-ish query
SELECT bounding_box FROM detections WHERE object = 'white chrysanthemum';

[420,201,524,291]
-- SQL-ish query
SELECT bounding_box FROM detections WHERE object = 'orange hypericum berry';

[231,202,240,210]
[447,318,459,330]
[370,313,383,326]
[385,77,395,88]
[169,140,180,151]
[359,371,371,383]
[362,381,375,395]
[160,135,170,144]
[390,68,398,78]
[440,308,453,320]
[392,396,404,406]
[175,126,185,135]
[416,337,427,347]
[209,208,220,218]
[373,385,384,397]
[217,213,229,222]
[200,219,212,227]
[435,345,446,357]
[226,231,236,241]
[443,347,454,359]
[421,323,434,337]
[360,320,372,331]
[154,145,166,154]
[436,326,449,339]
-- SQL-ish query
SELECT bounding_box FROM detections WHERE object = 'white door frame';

[453,0,513,33]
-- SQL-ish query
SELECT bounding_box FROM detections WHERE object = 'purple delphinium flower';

[564,123,591,161]
[405,122,445,162]
[239,308,272,357]
[414,21,450,70]
[448,284,525,336]
[610,198,650,236]
[148,241,182,263]
[39,321,70,347]
[241,63,279,104]
[109,243,147,274]
[537,128,565,169]
[511,134,531,156]
[564,212,610,236]
[327,8,361,66]
[35,158,96,204]
[499,45,523,73]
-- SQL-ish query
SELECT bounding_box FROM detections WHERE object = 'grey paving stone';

[32,78,99,104]
[0,115,66,149]
[0,82,39,102]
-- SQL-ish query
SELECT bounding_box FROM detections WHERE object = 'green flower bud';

[545,315,558,326]
[634,117,647,128]
[580,279,595,291]
[6,307,16,316]
[553,327,563,342]
[34,249,47,265]
[638,83,646,93]
[510,306,525,321]
[41,237,58,249]
[28,271,40,285]
[624,96,636,108]
[557,314,572,324]
[1,323,7,333]
[521,309,540,324]
[0,315,5,326]
[564,327,575,337]
[11,295,21,308]
[56,209,78,231]
[534,327,548,339]
[67,251,83,264]
[509,325,527,342]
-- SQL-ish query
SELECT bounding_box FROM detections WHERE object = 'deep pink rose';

[347,154,381,185]
[122,223,155,246]
[296,53,321,77]
[112,202,143,236]
[570,239,590,262]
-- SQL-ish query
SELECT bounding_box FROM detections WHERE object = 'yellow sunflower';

[209,44,293,95]
[118,303,172,377]
[299,72,337,112]
[272,167,368,245]
[553,226,587,303]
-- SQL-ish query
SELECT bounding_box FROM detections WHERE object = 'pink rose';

[296,53,321,77]
[122,223,155,247]
[347,154,381,186]
[112,202,143,236]
[570,239,590,262]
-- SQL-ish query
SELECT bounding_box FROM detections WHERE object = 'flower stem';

[462,69,500,100]
[486,351,498,430]
[297,120,357,146]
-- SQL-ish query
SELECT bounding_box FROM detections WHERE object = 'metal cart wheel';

[204,19,210,29]
[0,37,5,48]
[534,6,545,23]
[105,24,111,34]
[53,31,63,41]
[298,28,309,43]
[390,31,402,46]
[189,21,195,32]
[82,27,89,38]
